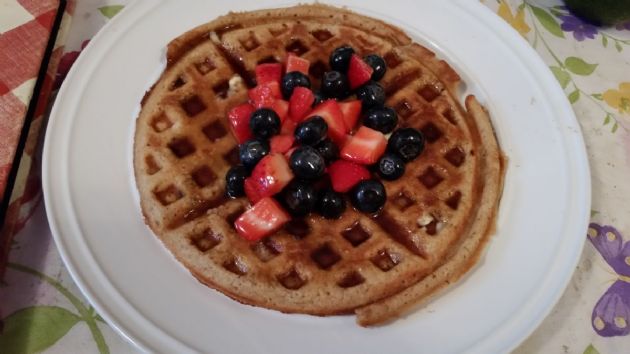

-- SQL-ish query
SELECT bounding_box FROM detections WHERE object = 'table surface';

[2,1,630,353]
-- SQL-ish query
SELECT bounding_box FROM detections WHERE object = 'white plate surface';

[43,0,591,353]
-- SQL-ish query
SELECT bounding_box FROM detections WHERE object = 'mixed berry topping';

[225,46,426,241]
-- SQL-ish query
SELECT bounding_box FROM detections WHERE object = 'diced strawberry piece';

[248,81,282,108]
[285,53,310,75]
[328,160,371,193]
[271,99,289,122]
[255,63,282,85]
[244,153,294,203]
[341,126,387,165]
[244,178,263,204]
[289,87,315,122]
[348,54,374,89]
[227,103,254,143]
[308,100,346,145]
[234,197,290,242]
[270,135,295,154]
[338,100,362,132]
[280,119,297,135]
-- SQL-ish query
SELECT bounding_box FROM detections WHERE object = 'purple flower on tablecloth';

[616,21,630,31]
[587,223,630,337]
[560,14,598,41]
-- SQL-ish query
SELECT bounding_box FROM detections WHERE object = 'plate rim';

[42,0,591,353]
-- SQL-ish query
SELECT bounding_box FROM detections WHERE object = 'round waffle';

[133,4,505,325]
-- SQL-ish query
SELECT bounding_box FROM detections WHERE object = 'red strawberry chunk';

[270,135,295,154]
[248,81,282,108]
[338,100,362,132]
[271,99,289,122]
[234,197,290,242]
[308,100,346,145]
[340,126,387,165]
[244,153,294,203]
[289,86,314,122]
[244,178,263,204]
[280,119,297,135]
[227,103,254,143]
[348,54,374,89]
[285,53,310,75]
[328,160,371,193]
[255,63,282,85]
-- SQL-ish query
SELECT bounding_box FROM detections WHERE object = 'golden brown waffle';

[133,4,505,325]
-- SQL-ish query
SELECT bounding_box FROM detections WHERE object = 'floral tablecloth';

[1,1,630,353]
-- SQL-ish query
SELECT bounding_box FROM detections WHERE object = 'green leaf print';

[564,57,598,76]
[98,5,124,19]
[602,36,608,48]
[0,306,80,354]
[612,122,619,133]
[604,114,612,125]
[550,66,570,88]
[568,90,580,103]
[7,263,110,354]
[530,5,564,38]
[583,344,600,354]
[615,41,623,52]
[592,93,603,100]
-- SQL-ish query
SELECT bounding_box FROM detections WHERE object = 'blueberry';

[387,128,425,162]
[329,45,355,72]
[321,71,349,99]
[281,71,311,99]
[239,139,269,169]
[289,146,325,179]
[363,54,387,81]
[312,90,326,107]
[314,138,339,165]
[317,188,346,219]
[295,116,328,146]
[355,81,385,109]
[377,153,405,181]
[250,108,280,139]
[225,165,248,198]
[281,180,317,217]
[363,106,398,134]
[351,179,386,213]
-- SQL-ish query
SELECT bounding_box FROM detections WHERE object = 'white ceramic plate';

[43,0,591,353]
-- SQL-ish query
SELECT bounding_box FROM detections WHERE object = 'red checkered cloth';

[0,0,63,202]
[0,0,73,275]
